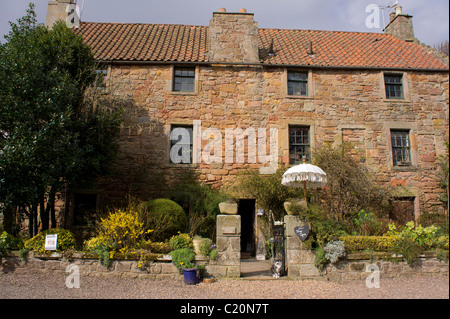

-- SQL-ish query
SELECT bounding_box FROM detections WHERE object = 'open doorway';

[238,199,256,258]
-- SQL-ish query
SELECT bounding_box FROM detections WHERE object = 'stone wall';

[284,215,320,279]
[0,251,224,280]
[96,62,448,215]
[1,250,447,282]
[283,214,449,281]
[324,254,449,282]
[210,214,241,278]
[208,10,259,63]
[1,252,182,279]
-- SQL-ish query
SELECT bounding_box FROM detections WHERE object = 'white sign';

[45,234,58,251]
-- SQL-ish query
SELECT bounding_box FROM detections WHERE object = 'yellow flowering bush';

[84,235,111,251]
[24,228,77,254]
[98,209,152,254]
[386,221,441,249]
[437,235,449,250]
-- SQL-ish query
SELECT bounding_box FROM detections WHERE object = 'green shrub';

[386,221,442,250]
[138,240,173,254]
[436,235,449,250]
[139,199,187,242]
[340,235,401,253]
[24,228,77,253]
[314,247,327,271]
[393,237,423,267]
[0,231,24,251]
[351,210,389,236]
[169,248,196,274]
[199,238,213,256]
[197,237,217,260]
[169,233,193,250]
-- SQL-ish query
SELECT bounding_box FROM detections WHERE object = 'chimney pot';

[218,8,226,12]
[239,8,247,13]
[394,5,403,15]
[389,12,396,21]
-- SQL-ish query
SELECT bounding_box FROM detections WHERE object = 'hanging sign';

[45,234,58,251]
[294,225,310,242]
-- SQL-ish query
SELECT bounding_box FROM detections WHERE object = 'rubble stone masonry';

[96,61,448,218]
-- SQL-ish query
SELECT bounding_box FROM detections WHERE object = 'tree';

[436,142,449,216]
[311,144,392,221]
[0,4,122,235]
[434,40,449,57]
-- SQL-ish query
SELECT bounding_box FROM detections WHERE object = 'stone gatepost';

[209,214,241,278]
[284,215,320,279]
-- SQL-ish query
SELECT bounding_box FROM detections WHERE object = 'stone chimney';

[208,8,259,63]
[46,0,75,28]
[383,5,416,42]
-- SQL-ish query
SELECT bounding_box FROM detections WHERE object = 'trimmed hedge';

[138,199,187,242]
[24,228,77,253]
[340,235,401,253]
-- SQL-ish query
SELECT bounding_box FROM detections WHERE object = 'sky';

[0,0,448,47]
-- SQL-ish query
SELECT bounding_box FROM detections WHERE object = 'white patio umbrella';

[281,162,327,201]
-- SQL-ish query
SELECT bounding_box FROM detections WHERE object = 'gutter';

[101,59,450,73]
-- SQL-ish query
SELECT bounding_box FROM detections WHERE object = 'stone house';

[46,2,448,248]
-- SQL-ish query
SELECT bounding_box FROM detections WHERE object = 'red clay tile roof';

[77,22,208,62]
[75,21,449,70]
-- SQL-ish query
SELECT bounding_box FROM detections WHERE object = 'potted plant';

[170,248,200,285]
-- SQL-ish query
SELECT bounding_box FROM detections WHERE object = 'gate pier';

[284,215,320,279]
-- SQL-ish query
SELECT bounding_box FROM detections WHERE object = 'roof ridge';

[259,27,389,37]
[81,21,392,37]
[80,21,207,28]
[76,21,448,69]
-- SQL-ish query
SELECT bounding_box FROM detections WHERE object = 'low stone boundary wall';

[283,214,448,281]
[323,253,449,282]
[0,252,205,280]
[1,251,448,282]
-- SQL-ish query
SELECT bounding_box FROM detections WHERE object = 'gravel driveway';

[0,271,448,299]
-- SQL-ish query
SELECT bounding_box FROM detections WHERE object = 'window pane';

[173,68,195,92]
[391,130,411,166]
[385,75,402,84]
[288,72,308,81]
[288,81,308,96]
[288,71,308,96]
[385,75,403,99]
[289,126,310,163]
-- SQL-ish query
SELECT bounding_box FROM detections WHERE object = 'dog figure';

[271,260,282,278]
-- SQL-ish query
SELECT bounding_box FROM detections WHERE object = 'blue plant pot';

[182,268,199,285]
